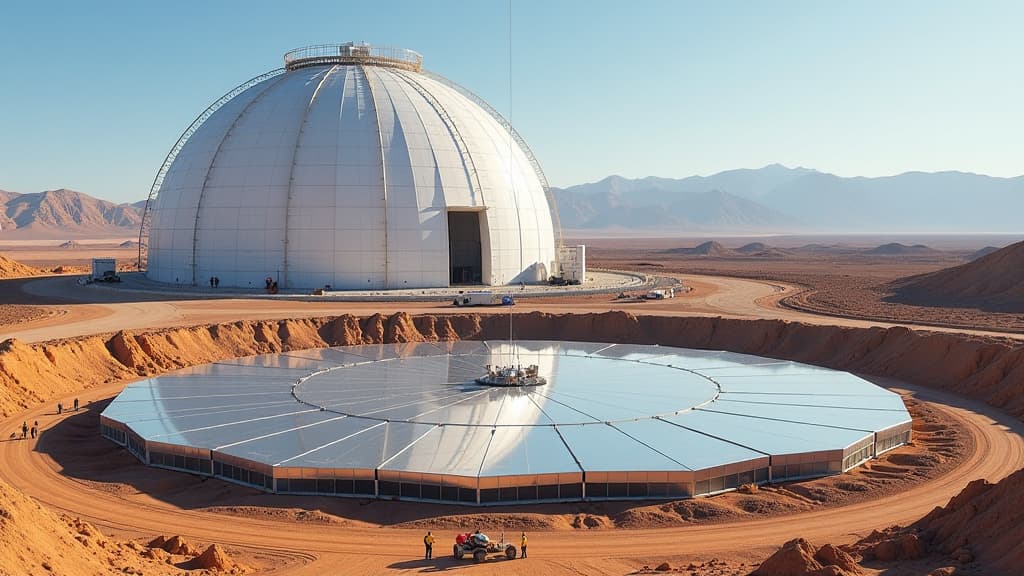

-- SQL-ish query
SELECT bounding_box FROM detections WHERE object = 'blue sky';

[1,0,1020,203]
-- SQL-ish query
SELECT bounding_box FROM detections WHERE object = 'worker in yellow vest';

[424,531,435,559]
[520,531,528,558]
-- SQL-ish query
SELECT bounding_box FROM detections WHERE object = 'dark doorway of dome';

[448,211,483,285]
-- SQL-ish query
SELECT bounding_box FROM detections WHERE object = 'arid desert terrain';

[1,234,1023,576]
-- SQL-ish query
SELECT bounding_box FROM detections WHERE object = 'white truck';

[645,288,675,300]
[91,258,120,282]
[453,291,513,307]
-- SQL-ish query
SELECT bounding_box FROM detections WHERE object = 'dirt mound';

[0,476,176,575]
[913,467,1024,572]
[394,512,565,530]
[829,467,1024,573]
[572,513,612,529]
[119,240,139,248]
[750,538,864,575]
[857,531,926,562]
[185,544,252,573]
[614,498,741,527]
[0,253,43,279]
[58,240,81,248]
[867,243,937,255]
[889,240,1024,311]
[149,534,199,556]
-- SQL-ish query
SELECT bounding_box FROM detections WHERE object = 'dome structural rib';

[137,69,286,270]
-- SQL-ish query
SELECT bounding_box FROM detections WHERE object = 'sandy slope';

[0,255,42,279]
[0,475,187,576]
[890,240,1024,311]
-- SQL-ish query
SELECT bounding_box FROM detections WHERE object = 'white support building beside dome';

[141,43,562,290]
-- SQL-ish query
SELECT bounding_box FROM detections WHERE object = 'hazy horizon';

[1,1,1022,204]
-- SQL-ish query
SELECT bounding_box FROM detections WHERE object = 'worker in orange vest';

[520,532,528,558]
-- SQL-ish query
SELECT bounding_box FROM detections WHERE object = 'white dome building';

[142,43,559,289]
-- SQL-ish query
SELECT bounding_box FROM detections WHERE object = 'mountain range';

[552,165,1024,233]
[0,189,143,237]
[4,165,1023,237]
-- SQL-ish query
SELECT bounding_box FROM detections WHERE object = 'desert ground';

[1,235,1023,575]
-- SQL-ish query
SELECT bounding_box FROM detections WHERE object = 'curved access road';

[2,273,1020,344]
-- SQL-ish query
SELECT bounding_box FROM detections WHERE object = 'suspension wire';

[508,0,518,366]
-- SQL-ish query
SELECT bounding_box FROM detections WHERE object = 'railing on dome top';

[283,43,423,72]
[422,71,564,250]
[136,68,286,271]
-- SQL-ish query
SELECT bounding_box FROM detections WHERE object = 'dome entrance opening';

[449,211,484,285]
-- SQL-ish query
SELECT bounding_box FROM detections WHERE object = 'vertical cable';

[508,0,525,274]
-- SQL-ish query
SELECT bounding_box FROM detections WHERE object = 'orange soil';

[2,311,1023,422]
[890,240,1024,312]
[0,254,42,279]
[1,311,1023,574]
[0,475,188,576]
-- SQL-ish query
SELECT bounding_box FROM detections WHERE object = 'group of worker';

[423,530,527,560]
[15,398,80,440]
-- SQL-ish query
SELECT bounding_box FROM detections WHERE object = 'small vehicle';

[452,291,514,307]
[453,531,517,562]
[644,288,675,299]
[547,275,580,286]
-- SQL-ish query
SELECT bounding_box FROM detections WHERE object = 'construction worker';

[423,531,434,560]
[520,532,527,558]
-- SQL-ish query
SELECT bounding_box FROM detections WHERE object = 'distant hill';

[888,240,1024,312]
[663,241,734,256]
[752,169,1024,233]
[866,243,938,256]
[8,165,1024,237]
[968,246,1001,260]
[0,189,21,204]
[553,166,1024,233]
[736,242,769,254]
[0,188,141,236]
[553,176,799,232]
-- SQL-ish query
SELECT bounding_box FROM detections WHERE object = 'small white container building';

[557,245,586,283]
[91,258,117,281]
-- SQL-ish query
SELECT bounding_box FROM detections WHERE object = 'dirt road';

[3,273,1020,344]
